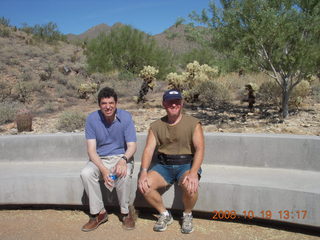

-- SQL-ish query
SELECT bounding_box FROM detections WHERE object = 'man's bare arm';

[115,141,137,177]
[86,139,111,184]
[182,123,205,194]
[138,128,157,193]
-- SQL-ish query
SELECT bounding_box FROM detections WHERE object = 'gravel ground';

[0,209,319,240]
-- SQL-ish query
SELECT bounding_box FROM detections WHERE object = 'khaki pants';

[80,155,134,215]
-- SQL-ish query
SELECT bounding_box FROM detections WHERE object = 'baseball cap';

[163,89,182,101]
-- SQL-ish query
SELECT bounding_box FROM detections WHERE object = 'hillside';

[67,23,199,55]
[0,24,319,136]
[152,24,200,55]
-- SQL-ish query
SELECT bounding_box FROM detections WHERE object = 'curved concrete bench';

[0,133,319,228]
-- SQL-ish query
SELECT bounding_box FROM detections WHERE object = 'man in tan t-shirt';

[138,89,205,234]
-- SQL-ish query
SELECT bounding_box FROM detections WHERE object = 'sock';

[183,212,192,217]
[161,210,169,216]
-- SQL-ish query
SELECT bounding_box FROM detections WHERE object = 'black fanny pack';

[158,153,193,165]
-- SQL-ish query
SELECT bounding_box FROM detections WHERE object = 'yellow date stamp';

[212,210,308,220]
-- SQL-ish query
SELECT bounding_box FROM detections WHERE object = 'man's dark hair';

[98,87,118,104]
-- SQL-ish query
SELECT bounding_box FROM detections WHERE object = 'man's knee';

[80,166,97,181]
[139,172,164,195]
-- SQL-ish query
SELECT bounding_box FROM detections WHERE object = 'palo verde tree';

[187,0,320,118]
[86,25,173,78]
[21,22,66,43]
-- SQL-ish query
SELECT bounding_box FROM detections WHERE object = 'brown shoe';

[122,206,136,230]
[122,214,135,230]
[81,211,108,232]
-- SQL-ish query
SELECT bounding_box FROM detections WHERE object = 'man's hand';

[138,171,150,194]
[101,168,113,187]
[182,171,199,195]
[115,158,127,178]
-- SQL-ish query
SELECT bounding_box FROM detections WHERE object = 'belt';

[158,153,193,165]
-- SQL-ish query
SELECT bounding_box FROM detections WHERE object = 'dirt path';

[0,209,319,240]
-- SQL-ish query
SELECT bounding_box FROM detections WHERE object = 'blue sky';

[0,0,218,35]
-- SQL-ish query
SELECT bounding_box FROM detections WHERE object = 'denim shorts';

[150,163,202,185]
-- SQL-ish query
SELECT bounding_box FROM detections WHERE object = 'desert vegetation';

[0,0,319,135]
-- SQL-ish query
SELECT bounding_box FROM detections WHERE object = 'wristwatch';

[121,155,128,162]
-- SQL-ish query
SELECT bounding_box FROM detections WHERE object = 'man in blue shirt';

[80,87,137,231]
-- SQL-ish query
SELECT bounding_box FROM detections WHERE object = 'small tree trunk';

[281,88,290,118]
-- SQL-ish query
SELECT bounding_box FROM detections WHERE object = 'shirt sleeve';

[85,115,96,140]
[124,113,137,143]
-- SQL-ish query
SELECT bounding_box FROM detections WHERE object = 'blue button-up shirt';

[85,109,136,156]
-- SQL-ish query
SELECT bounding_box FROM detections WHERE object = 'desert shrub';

[86,25,173,78]
[0,102,18,124]
[54,72,68,85]
[258,80,281,104]
[39,64,54,81]
[291,80,311,100]
[25,22,66,44]
[98,77,141,99]
[23,45,43,58]
[0,26,10,37]
[91,72,107,86]
[258,79,312,107]
[21,72,33,81]
[0,17,10,37]
[72,63,88,76]
[54,84,69,98]
[42,102,56,113]
[118,71,136,81]
[290,80,311,108]
[189,80,231,107]
[0,17,10,27]
[13,81,38,103]
[179,48,217,68]
[77,83,98,99]
[165,31,179,40]
[311,79,320,102]
[66,77,79,90]
[57,111,86,132]
[0,80,12,101]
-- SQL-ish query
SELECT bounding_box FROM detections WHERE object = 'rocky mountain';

[67,23,199,54]
[152,24,200,55]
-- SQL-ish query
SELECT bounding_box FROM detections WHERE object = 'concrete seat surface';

[0,133,319,228]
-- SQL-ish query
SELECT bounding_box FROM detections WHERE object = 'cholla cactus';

[77,83,98,100]
[185,61,219,90]
[166,61,219,102]
[16,108,32,132]
[165,72,186,91]
[137,66,159,104]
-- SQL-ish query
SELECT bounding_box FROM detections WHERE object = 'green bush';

[13,80,39,103]
[192,80,231,107]
[258,81,281,104]
[21,22,66,44]
[57,111,86,132]
[86,25,173,78]
[0,17,10,27]
[0,17,10,37]
[0,27,10,37]
[311,79,320,103]
[291,80,311,100]
[0,102,17,124]
[179,48,217,67]
[0,80,12,101]
[290,80,311,108]
[258,80,312,107]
